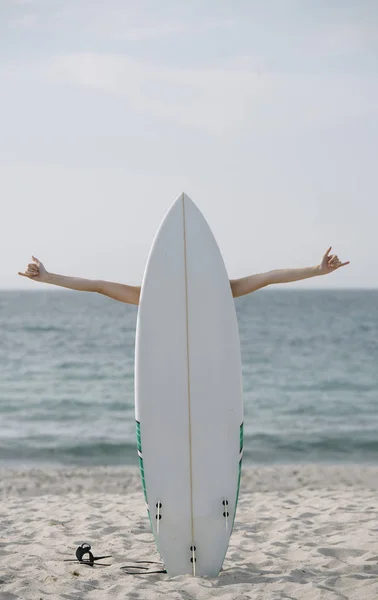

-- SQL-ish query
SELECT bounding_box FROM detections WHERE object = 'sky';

[1,0,378,289]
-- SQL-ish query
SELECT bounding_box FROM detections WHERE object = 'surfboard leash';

[64,543,166,574]
[120,561,167,575]
[63,543,112,567]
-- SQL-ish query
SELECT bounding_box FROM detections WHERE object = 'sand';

[1,464,378,600]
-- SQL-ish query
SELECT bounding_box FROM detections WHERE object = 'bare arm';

[20,247,349,305]
[18,257,141,305]
[230,266,320,297]
[230,247,349,298]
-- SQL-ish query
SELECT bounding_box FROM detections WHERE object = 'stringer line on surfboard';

[182,192,196,575]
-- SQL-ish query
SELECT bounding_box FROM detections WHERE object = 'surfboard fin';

[190,545,196,575]
[222,499,230,530]
[156,501,162,534]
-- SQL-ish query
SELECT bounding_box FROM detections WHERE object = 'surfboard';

[134,193,243,577]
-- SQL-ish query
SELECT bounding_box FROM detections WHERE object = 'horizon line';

[2,287,377,293]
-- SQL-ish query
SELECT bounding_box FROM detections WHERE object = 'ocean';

[0,289,377,467]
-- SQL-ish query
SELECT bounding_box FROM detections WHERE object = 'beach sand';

[1,465,378,600]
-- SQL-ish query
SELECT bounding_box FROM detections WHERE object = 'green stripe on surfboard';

[136,421,147,502]
[232,422,244,530]
[136,420,162,554]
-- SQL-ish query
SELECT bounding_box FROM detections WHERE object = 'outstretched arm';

[230,247,349,298]
[18,257,141,305]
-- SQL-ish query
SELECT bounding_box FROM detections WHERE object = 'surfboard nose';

[172,192,195,207]
[171,192,206,223]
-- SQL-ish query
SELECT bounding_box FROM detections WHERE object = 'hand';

[319,247,350,275]
[18,256,48,282]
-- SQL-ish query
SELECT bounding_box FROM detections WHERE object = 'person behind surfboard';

[18,248,349,302]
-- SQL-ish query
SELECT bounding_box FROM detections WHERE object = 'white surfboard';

[135,193,243,577]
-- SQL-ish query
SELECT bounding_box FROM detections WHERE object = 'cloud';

[9,0,233,44]
[38,52,378,136]
[39,53,264,134]
[8,13,37,29]
[308,22,378,57]
[115,18,233,42]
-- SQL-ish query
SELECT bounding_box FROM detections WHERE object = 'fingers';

[324,246,349,270]
[18,254,43,281]
[327,255,349,269]
[27,262,39,272]
[328,257,340,268]
[18,262,40,278]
